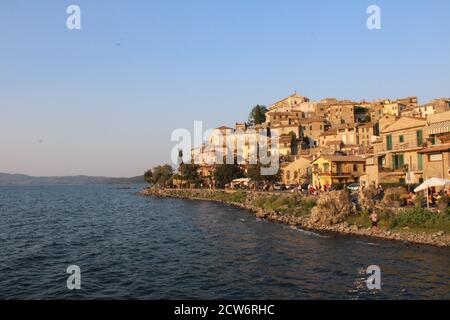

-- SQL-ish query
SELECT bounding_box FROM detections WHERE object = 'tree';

[246,162,281,183]
[289,131,297,155]
[179,163,201,186]
[213,164,244,188]
[152,164,174,187]
[302,136,311,149]
[144,169,153,184]
[247,105,268,126]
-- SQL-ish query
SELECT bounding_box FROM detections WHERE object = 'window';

[392,154,404,169]
[386,135,393,150]
[431,135,436,145]
[416,130,423,146]
[399,135,404,143]
[418,154,423,171]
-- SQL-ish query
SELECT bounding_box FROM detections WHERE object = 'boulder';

[309,190,353,226]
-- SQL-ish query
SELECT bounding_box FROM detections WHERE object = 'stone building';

[366,117,427,185]
[278,134,294,156]
[414,98,450,118]
[328,102,355,126]
[336,123,358,145]
[396,96,418,108]
[357,123,376,147]
[299,118,326,148]
[267,92,310,114]
[419,110,450,179]
[319,130,339,147]
[282,157,311,185]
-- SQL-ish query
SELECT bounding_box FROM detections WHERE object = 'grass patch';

[346,210,371,228]
[228,191,247,203]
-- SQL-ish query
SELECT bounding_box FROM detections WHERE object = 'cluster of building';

[191,92,450,188]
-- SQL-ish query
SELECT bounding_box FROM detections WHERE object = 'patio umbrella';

[414,178,450,192]
[414,178,450,208]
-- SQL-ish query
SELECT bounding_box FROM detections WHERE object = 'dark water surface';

[0,185,448,299]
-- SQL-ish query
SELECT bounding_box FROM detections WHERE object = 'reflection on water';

[0,185,449,299]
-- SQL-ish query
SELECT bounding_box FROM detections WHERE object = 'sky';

[0,0,449,177]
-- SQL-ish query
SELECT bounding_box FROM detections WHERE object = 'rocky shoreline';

[139,188,450,247]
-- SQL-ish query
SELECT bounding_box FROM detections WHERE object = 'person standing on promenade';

[370,210,379,230]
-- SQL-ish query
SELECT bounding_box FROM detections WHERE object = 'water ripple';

[0,185,449,299]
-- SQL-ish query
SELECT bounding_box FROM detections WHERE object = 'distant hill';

[0,173,145,186]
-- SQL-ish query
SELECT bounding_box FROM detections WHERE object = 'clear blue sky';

[1,0,449,177]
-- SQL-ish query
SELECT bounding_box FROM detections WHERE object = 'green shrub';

[389,208,450,231]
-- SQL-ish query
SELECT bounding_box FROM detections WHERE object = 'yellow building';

[311,155,366,187]
[383,101,406,116]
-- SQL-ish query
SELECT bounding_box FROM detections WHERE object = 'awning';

[426,120,450,135]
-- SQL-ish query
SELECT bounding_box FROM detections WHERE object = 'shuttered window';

[418,154,423,171]
[416,130,423,146]
[387,135,393,150]
[392,154,404,169]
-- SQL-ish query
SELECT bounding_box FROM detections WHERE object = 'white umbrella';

[414,178,450,209]
[414,178,450,192]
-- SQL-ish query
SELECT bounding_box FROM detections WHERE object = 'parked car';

[273,183,286,191]
[347,183,360,192]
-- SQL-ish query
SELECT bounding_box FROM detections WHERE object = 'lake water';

[0,185,448,299]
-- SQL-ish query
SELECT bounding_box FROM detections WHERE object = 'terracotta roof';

[326,141,343,146]
[382,117,426,133]
[320,130,337,137]
[316,155,366,163]
[215,126,233,130]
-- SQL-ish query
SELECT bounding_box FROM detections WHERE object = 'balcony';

[313,169,360,177]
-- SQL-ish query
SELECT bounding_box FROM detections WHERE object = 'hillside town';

[141,92,450,246]
[187,92,450,191]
